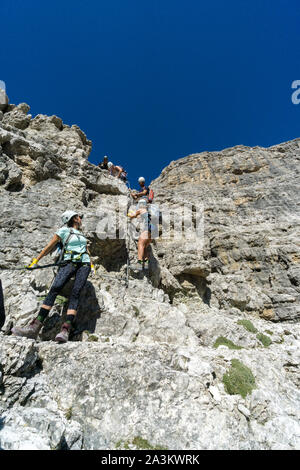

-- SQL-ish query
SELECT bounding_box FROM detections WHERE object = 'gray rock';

[152,141,300,322]
[2,103,31,129]
[0,101,299,450]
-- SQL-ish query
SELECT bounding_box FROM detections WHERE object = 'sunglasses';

[77,214,84,219]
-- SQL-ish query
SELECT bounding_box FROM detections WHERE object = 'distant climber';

[108,162,128,182]
[98,155,109,170]
[11,210,95,343]
[127,199,159,270]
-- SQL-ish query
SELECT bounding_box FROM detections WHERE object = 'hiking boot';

[55,323,71,344]
[11,318,43,340]
[129,262,143,272]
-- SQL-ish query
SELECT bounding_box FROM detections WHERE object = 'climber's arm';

[128,209,141,219]
[115,166,123,178]
[37,234,61,262]
[27,234,60,268]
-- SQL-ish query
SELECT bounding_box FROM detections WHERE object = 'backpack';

[148,188,154,203]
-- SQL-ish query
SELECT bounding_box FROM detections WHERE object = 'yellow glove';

[26,258,38,269]
[90,264,96,276]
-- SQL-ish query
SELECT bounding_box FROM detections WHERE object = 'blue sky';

[1,0,299,188]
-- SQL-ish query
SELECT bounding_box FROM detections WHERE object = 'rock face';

[151,143,300,323]
[0,100,299,450]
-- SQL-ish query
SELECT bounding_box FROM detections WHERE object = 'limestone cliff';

[151,141,300,322]
[0,99,299,450]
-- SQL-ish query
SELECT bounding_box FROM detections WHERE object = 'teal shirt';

[56,227,90,264]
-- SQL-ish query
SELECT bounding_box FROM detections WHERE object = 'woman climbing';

[12,210,95,343]
[127,199,158,271]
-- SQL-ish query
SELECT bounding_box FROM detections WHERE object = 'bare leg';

[41,305,51,311]
[143,240,151,260]
[66,309,76,316]
[138,232,150,261]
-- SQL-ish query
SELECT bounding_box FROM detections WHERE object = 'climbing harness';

[56,228,88,264]
[63,251,86,262]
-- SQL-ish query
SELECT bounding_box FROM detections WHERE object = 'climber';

[108,162,128,182]
[98,155,109,170]
[11,210,95,344]
[131,177,154,203]
[127,199,158,270]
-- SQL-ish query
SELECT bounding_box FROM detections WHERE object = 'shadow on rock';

[0,416,5,432]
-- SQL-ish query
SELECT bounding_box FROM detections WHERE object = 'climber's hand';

[26,258,38,269]
[127,210,136,218]
[90,264,96,277]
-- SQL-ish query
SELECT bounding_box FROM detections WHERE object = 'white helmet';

[138,177,145,183]
[108,162,113,168]
[61,210,79,226]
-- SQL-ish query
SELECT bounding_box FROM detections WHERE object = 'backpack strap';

[58,228,74,264]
